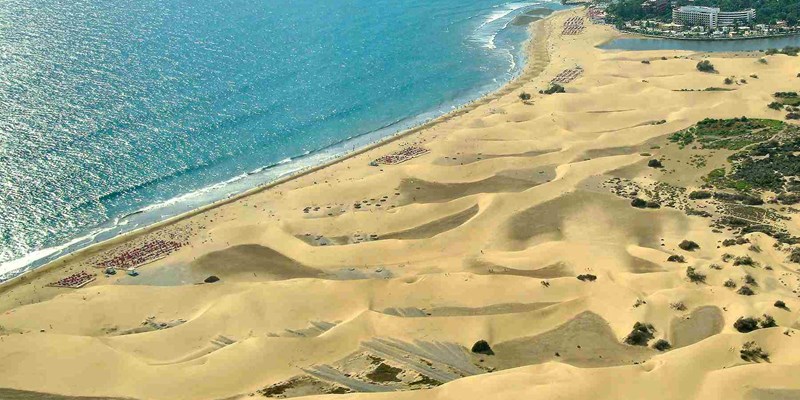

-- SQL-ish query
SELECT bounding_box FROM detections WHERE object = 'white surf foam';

[472,2,539,49]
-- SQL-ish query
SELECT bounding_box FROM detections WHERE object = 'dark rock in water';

[679,240,700,251]
[577,274,597,282]
[204,275,220,283]
[471,340,494,355]
[647,159,663,168]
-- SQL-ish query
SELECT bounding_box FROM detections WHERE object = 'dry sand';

[2,8,800,400]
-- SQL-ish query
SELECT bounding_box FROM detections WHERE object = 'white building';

[717,9,756,27]
[672,6,755,29]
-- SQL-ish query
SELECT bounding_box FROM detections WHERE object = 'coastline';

[4,6,800,399]
[0,9,564,294]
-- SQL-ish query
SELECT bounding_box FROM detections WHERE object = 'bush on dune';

[540,83,565,95]
[624,322,656,346]
[686,267,706,283]
[740,341,769,362]
[696,60,716,73]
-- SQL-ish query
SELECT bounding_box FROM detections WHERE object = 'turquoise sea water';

[0,0,567,280]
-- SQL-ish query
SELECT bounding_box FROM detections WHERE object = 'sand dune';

[2,8,800,400]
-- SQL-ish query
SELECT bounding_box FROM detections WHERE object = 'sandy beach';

[2,8,800,400]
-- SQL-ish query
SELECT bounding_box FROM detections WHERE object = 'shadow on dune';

[468,259,574,279]
[669,306,724,348]
[489,311,657,369]
[380,302,558,318]
[191,244,322,281]
[503,190,666,247]
[398,166,556,204]
[381,205,479,241]
[500,190,680,274]
[0,389,133,400]
[746,388,800,400]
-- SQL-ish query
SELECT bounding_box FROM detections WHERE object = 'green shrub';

[737,285,755,296]
[679,240,700,251]
[624,322,655,346]
[471,340,494,355]
[689,190,712,200]
[652,339,671,351]
[789,248,800,263]
[740,341,769,362]
[540,83,565,95]
[670,301,687,311]
[646,201,661,209]
[734,317,760,332]
[667,255,685,263]
[631,198,647,208]
[733,256,756,267]
[760,314,777,328]
[696,60,716,73]
[686,267,706,283]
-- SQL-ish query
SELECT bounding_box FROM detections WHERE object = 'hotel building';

[672,6,756,29]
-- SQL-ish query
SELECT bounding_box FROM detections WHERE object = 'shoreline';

[6,7,800,399]
[0,9,564,291]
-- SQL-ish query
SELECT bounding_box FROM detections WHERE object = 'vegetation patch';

[688,190,712,200]
[623,322,656,346]
[652,339,671,351]
[668,117,784,151]
[696,60,716,73]
[667,255,686,263]
[686,267,706,283]
[665,118,800,244]
[766,47,800,57]
[540,83,565,95]
[737,285,756,296]
[740,341,770,362]
[471,340,494,356]
[733,255,757,267]
[679,240,700,251]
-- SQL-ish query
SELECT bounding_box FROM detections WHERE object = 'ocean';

[0,0,567,281]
